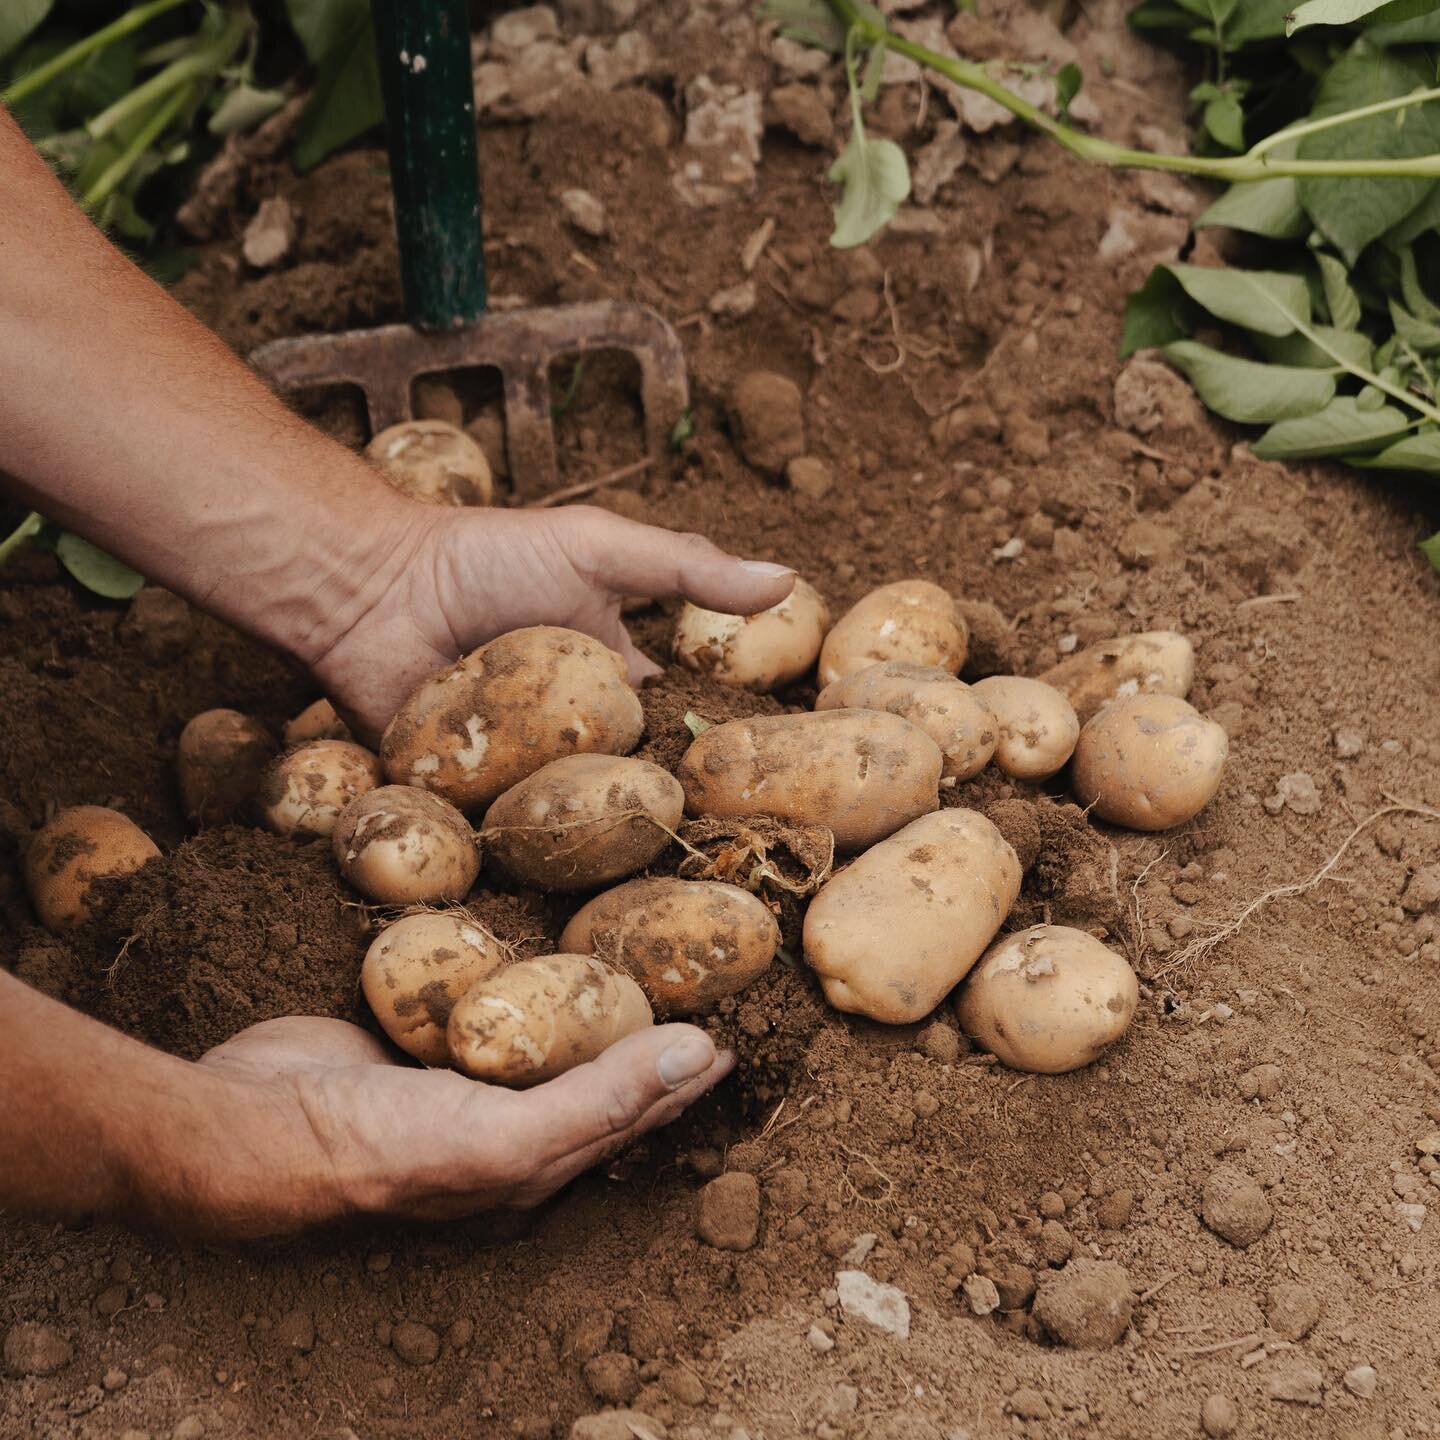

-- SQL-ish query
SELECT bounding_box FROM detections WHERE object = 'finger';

[199,1016,397,1075]
[610,625,663,686]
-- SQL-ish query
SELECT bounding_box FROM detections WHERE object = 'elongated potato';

[380,627,644,813]
[955,925,1138,1073]
[816,661,997,781]
[817,580,967,688]
[803,809,1021,1023]
[24,806,161,933]
[559,877,779,1013]
[482,755,682,892]
[673,578,830,691]
[970,676,1079,781]
[366,419,494,506]
[259,740,383,838]
[1038,631,1195,724]
[1071,693,1227,830]
[678,709,941,854]
[448,953,652,1086]
[176,709,278,826]
[333,785,479,904]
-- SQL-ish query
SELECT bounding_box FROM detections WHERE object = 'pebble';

[1031,1259,1134,1349]
[1200,1393,1238,1437]
[1264,1283,1321,1341]
[103,1367,129,1391]
[391,1321,440,1366]
[570,1412,667,1440]
[696,1172,761,1251]
[1201,1165,1273,1247]
[172,1417,206,1440]
[1333,728,1365,758]
[1264,772,1322,816]
[584,1351,640,1405]
[710,282,758,319]
[560,188,608,238]
[242,196,296,269]
[1264,1363,1324,1406]
[1343,1364,1378,1399]
[961,1274,999,1316]
[3,1321,73,1377]
[728,371,805,476]
[1395,1201,1426,1232]
[1417,1132,1440,1156]
[785,455,834,502]
[660,1365,705,1406]
[1008,1388,1050,1420]
[807,1323,835,1353]
[835,1270,910,1339]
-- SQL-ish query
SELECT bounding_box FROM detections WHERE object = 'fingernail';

[738,560,796,579]
[657,1033,716,1090]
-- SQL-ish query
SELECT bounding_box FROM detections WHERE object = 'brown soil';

[4,1,1440,1437]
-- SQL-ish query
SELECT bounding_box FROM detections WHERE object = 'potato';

[482,755,682,892]
[381,626,644,813]
[559,877,779,1013]
[361,911,509,1065]
[678,709,941,854]
[24,805,160,933]
[955,924,1139,1073]
[817,580,967,689]
[1070,693,1227,831]
[970,676,1079,781]
[283,698,351,746]
[365,419,494,506]
[259,740,383,838]
[816,661,997,781]
[448,953,652,1086]
[176,708,278,827]
[803,809,1021,1023]
[1038,631,1195,724]
[673,578,830,691]
[333,785,479,904]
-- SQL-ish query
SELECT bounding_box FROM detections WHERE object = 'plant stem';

[0,513,43,569]
[1249,84,1440,159]
[83,80,196,210]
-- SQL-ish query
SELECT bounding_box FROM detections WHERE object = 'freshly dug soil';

[4,1,1440,1437]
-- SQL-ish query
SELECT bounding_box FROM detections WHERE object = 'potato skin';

[1070,693,1227,831]
[816,661,997,781]
[817,580,967,689]
[955,924,1138,1073]
[366,419,494,506]
[283,698,351,746]
[559,877,779,1014]
[482,755,683,892]
[177,709,278,827]
[24,805,161,933]
[678,709,942,854]
[448,953,652,1086]
[970,676,1079,781]
[673,578,830,691]
[259,740,383,838]
[1038,631,1195,724]
[333,785,479,905]
[380,627,644,813]
[803,808,1021,1024]
[361,912,508,1065]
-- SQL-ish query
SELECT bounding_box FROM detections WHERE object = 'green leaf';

[53,533,145,599]
[761,0,848,51]
[1253,396,1412,457]
[1056,62,1082,121]
[1203,93,1245,150]
[0,0,53,62]
[1196,177,1309,239]
[1286,0,1435,33]
[683,711,714,738]
[1315,251,1362,328]
[829,127,911,249]
[1353,431,1440,470]
[670,408,695,448]
[859,38,885,103]
[1366,4,1440,42]
[1421,529,1440,570]
[210,83,287,136]
[1399,246,1440,322]
[1389,297,1440,353]
[285,0,363,63]
[292,6,382,172]
[1226,0,1295,42]
[1162,341,1337,422]
[1256,324,1373,367]
[1159,263,1312,336]
[1121,267,1191,356]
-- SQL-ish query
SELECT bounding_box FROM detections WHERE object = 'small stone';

[768,84,834,147]
[1201,1165,1273,1247]
[1343,1365,1377,1399]
[840,1232,877,1266]
[1403,865,1440,913]
[242,196,296,269]
[391,1321,440,1366]
[1333,728,1365,758]
[961,1273,999,1316]
[583,1351,640,1405]
[1008,1389,1049,1421]
[1264,772,1321,817]
[1200,1393,1238,1437]
[1265,1363,1323,1406]
[697,1172,760,1251]
[728,371,804,476]
[1264,1283,1321,1341]
[1117,519,1179,569]
[276,1309,315,1353]
[1031,1259,1134,1349]
[569,1413,667,1440]
[709,281,757,318]
[1395,1201,1426,1232]
[660,1365,705,1406]
[560,188,608,238]
[3,1321,73,1377]
[784,454,835,502]
[103,1367,129,1391]
[172,1417,206,1440]
[807,1324,835,1353]
[1417,1132,1440,1156]
[835,1270,910,1339]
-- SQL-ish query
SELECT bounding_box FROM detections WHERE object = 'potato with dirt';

[1071,693,1227,830]
[176,708,278,827]
[365,418,494,506]
[482,754,682,892]
[673,578,830,691]
[817,580,967,688]
[361,911,509,1065]
[1038,630,1195,724]
[678,709,942,853]
[283,698,351,746]
[259,740,383,838]
[381,626,644,814]
[560,876,779,1014]
[815,661,997,781]
[24,806,161,933]
[333,785,479,904]
[971,676,1080,781]
[955,925,1139,1073]
[802,809,1022,1023]
[447,953,652,1086]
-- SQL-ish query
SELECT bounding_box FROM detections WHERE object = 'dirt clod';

[583,1351,640,1404]
[1031,1259,1133,1349]
[3,1321,73,1376]
[1265,1283,1322,1341]
[391,1321,440,1366]
[1201,1165,1273,1248]
[728,371,805,476]
[696,1171,760,1251]
[1200,1393,1238,1437]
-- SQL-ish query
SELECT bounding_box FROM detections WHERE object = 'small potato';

[678,709,941,854]
[559,877,779,1013]
[283,698,351,746]
[1038,631,1195,724]
[817,580,967,688]
[803,809,1021,1024]
[1070,693,1227,831]
[361,911,509,1065]
[816,661,997,781]
[448,953,652,1086]
[381,626,644,813]
[24,806,160,933]
[970,676,1079,781]
[482,755,683,892]
[259,740,383,838]
[366,419,494,506]
[955,924,1139,1073]
[673,578,830,691]
[333,785,479,904]
[176,708,278,827]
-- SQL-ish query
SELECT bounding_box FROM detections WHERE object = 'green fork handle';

[371,0,487,331]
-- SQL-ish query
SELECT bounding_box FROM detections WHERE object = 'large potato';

[970,676,1079,781]
[803,808,1021,1024]
[817,580,967,688]
[24,806,161,933]
[366,419,494,506]
[361,911,509,1065]
[955,925,1138,1073]
[1038,631,1195,724]
[673,578,830,691]
[678,709,941,854]
[448,953,652,1086]
[816,661,997,781]
[482,755,682,892]
[1070,693,1227,830]
[380,627,644,813]
[259,740,383,838]
[176,708,278,827]
[559,877,779,1013]
[333,785,479,904]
